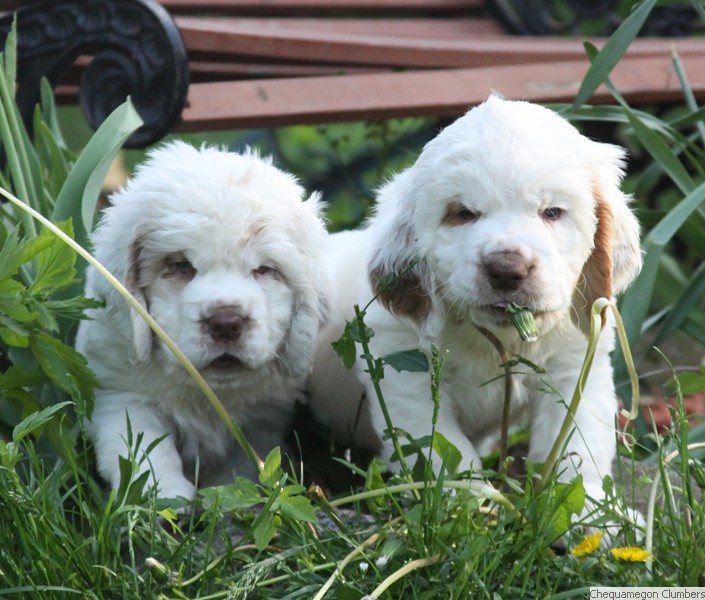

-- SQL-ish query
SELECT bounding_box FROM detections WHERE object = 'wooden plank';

[176,54,705,130]
[159,0,482,13]
[177,17,705,69]
[176,17,504,39]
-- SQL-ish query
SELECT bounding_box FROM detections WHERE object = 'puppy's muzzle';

[206,306,247,342]
[483,251,535,292]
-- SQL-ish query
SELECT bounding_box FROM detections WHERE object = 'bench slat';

[178,17,705,69]
[177,54,705,130]
[159,0,481,13]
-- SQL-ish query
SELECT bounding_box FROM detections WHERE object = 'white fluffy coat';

[77,142,329,501]
[309,97,642,508]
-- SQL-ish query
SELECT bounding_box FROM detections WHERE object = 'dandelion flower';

[610,547,653,562]
[570,531,603,557]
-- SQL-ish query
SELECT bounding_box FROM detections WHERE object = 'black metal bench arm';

[0,0,189,148]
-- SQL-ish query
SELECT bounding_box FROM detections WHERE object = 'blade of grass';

[572,0,656,109]
[51,98,143,252]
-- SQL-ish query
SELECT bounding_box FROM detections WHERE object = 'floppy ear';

[280,193,332,378]
[367,176,443,341]
[573,144,642,334]
[125,237,153,363]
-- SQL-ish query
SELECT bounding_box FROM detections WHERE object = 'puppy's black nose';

[207,307,245,342]
[483,251,532,292]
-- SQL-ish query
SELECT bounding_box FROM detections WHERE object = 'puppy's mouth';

[478,303,544,326]
[206,353,244,371]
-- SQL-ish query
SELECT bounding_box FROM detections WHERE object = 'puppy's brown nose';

[207,307,245,342]
[483,251,532,292]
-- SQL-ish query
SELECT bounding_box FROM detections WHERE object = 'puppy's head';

[91,141,330,383]
[368,96,642,341]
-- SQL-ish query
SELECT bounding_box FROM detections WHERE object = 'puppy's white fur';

[77,141,329,501]
[309,96,642,510]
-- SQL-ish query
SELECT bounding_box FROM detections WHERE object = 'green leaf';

[52,99,143,251]
[27,221,78,294]
[332,324,357,369]
[12,400,72,444]
[543,476,586,542]
[383,349,429,373]
[431,431,462,474]
[253,511,280,551]
[259,446,282,487]
[667,368,705,396]
[0,364,45,391]
[273,495,317,523]
[29,332,97,416]
[200,479,263,512]
[0,227,28,281]
[572,0,657,109]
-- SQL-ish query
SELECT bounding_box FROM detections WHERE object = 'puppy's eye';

[542,207,565,222]
[253,265,281,280]
[443,202,480,227]
[164,256,196,280]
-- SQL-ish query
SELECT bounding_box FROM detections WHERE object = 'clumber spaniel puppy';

[309,96,642,510]
[77,141,329,501]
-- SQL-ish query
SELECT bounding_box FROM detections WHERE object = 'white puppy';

[77,141,329,501]
[309,96,642,509]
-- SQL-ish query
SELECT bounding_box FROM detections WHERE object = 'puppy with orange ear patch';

[309,96,642,518]
[76,141,330,503]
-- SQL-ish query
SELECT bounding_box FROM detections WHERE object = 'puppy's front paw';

[158,475,197,505]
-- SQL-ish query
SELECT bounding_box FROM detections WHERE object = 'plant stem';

[313,532,380,600]
[365,553,442,599]
[328,479,516,513]
[353,304,411,476]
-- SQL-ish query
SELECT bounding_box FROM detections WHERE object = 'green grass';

[0,384,702,598]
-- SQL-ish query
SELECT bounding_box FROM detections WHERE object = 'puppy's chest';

[440,352,539,436]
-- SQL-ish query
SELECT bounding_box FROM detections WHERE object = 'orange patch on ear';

[573,190,614,333]
[370,265,432,323]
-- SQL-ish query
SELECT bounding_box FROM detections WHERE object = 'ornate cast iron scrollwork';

[0,0,189,148]
[487,0,702,37]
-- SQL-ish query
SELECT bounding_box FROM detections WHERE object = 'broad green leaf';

[0,319,29,347]
[27,221,78,294]
[572,0,656,109]
[12,400,72,444]
[431,431,462,474]
[273,495,317,523]
[543,476,586,542]
[0,364,45,391]
[29,331,97,415]
[259,446,282,487]
[199,479,263,512]
[52,99,143,250]
[383,349,429,373]
[253,511,280,551]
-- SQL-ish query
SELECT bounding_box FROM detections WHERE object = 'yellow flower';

[610,547,653,562]
[570,531,604,557]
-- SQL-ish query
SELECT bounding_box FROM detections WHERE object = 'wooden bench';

[0,0,704,146]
